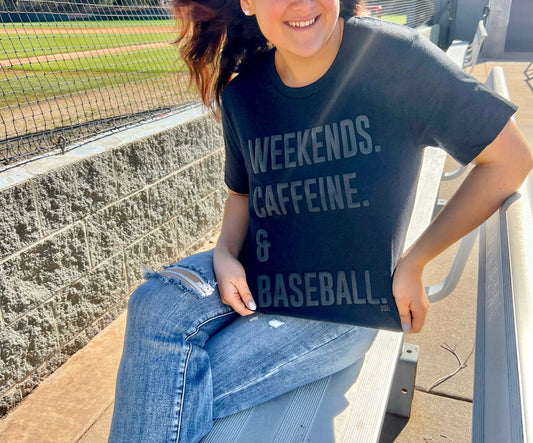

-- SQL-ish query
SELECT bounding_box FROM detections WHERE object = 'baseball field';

[0,19,186,107]
[0,18,196,164]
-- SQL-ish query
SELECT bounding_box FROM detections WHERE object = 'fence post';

[483,0,513,57]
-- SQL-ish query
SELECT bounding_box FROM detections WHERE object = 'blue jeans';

[109,250,377,443]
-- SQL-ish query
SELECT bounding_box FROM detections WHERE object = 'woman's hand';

[392,257,429,334]
[213,249,256,316]
[392,120,532,334]
[213,190,254,316]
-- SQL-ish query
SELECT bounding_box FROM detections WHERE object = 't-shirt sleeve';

[221,98,250,194]
[405,33,517,165]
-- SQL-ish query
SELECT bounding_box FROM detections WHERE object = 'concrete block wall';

[0,107,226,416]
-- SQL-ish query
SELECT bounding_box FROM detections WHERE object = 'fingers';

[396,295,429,334]
[392,260,429,334]
[233,278,257,314]
[397,304,412,334]
[214,251,257,316]
[410,297,429,333]
[219,278,256,316]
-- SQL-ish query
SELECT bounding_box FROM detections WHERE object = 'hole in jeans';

[157,267,215,297]
[268,319,285,328]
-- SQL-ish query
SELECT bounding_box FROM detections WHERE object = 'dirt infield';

[0,41,172,68]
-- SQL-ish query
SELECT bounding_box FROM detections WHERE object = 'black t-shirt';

[221,16,517,330]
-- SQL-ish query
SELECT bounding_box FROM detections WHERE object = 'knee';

[124,273,215,339]
[125,279,180,333]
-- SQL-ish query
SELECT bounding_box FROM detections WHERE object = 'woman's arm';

[213,190,256,316]
[394,120,533,333]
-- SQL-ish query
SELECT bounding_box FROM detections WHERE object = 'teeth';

[287,17,316,28]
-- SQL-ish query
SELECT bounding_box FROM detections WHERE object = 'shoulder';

[344,16,420,42]
[341,16,456,79]
[343,16,432,56]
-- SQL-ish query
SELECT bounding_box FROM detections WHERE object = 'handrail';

[425,227,478,303]
[424,71,505,303]
[504,175,533,441]
[442,164,466,181]
[471,65,532,442]
[473,176,533,442]
[425,66,517,304]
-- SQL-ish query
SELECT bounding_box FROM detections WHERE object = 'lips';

[286,16,318,28]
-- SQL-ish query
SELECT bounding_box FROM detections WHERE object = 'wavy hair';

[172,0,366,113]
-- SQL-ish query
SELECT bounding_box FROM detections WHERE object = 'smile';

[286,17,318,28]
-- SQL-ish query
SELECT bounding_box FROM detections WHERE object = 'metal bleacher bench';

[472,67,533,443]
[201,57,519,443]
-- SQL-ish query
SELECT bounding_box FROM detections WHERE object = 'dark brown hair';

[172,0,366,113]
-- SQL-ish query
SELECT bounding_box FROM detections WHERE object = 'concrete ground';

[0,54,532,443]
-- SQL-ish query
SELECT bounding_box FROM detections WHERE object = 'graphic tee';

[221,17,517,330]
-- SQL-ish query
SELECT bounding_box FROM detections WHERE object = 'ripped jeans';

[109,250,377,443]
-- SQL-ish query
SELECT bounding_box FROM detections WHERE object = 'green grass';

[0,19,186,107]
[381,15,408,25]
[1,19,174,29]
[0,67,178,108]
[10,46,185,74]
[0,32,176,60]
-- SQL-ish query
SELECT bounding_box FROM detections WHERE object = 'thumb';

[234,278,256,312]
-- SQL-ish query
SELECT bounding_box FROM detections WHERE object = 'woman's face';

[241,0,341,61]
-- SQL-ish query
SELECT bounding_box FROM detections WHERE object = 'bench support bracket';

[387,342,419,418]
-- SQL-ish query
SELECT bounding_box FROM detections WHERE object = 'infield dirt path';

[0,22,177,67]
[0,41,172,68]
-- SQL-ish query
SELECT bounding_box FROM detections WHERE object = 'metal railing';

[473,66,533,443]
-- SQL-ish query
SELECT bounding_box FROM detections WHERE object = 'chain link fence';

[1,0,197,166]
[1,0,435,166]
[366,0,434,27]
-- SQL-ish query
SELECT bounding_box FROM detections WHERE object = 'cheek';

[253,0,286,23]
[254,12,284,43]
[322,0,340,10]
[319,0,340,17]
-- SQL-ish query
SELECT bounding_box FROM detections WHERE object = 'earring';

[244,9,251,16]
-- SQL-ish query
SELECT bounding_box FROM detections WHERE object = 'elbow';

[493,121,533,190]
[509,120,533,182]
[505,146,533,194]
[516,140,533,183]
[474,141,533,198]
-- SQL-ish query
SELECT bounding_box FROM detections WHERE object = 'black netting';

[1,0,197,166]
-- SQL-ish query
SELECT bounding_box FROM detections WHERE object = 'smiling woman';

[172,0,365,110]
[108,0,532,441]
[241,0,342,86]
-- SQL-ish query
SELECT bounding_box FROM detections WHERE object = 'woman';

[109,0,532,441]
